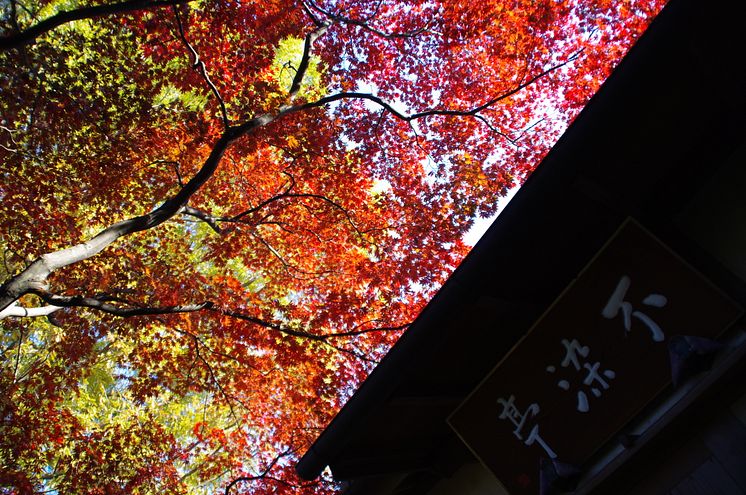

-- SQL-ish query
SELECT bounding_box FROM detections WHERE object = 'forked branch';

[0,112,275,312]
[0,130,235,311]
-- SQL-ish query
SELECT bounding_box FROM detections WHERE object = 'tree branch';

[288,22,329,97]
[297,49,584,123]
[173,6,229,127]
[224,448,296,495]
[4,290,406,343]
[323,322,410,339]
[180,206,223,233]
[186,328,239,421]
[31,290,213,317]
[0,0,189,51]
[0,112,275,312]
[305,0,432,39]
[216,307,406,342]
[229,192,376,246]
[0,301,62,320]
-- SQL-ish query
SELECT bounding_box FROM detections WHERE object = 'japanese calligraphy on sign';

[546,338,616,413]
[449,220,741,495]
[497,395,557,459]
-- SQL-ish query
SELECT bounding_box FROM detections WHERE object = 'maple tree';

[0,0,665,493]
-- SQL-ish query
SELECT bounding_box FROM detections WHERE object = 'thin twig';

[173,6,229,127]
[306,0,432,39]
[180,206,223,233]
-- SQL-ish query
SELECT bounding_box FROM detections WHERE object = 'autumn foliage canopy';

[0,0,664,493]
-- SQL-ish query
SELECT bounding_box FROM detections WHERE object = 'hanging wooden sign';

[449,219,741,495]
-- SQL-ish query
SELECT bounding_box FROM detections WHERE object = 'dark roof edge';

[295,0,680,481]
[296,254,472,479]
